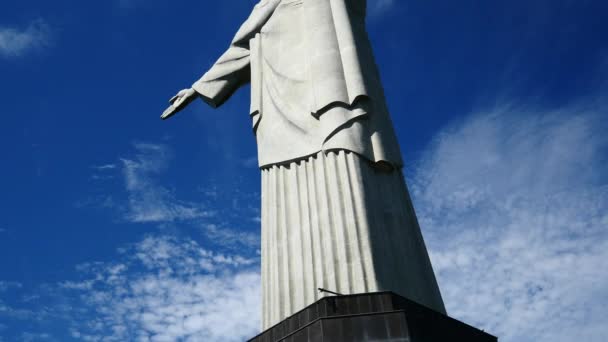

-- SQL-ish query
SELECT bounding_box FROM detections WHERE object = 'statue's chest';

[262,0,305,34]
[260,0,308,66]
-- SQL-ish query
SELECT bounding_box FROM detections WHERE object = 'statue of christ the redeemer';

[162,0,446,329]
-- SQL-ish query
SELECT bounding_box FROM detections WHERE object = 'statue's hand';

[161,88,198,120]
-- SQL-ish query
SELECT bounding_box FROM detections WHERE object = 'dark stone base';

[248,292,496,342]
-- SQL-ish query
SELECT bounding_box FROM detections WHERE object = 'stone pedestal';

[248,292,496,342]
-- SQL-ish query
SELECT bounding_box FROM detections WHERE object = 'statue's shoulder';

[255,0,272,7]
[255,0,285,8]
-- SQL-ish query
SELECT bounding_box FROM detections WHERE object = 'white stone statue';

[163,0,446,329]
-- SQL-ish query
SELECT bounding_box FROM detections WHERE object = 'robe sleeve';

[192,0,280,108]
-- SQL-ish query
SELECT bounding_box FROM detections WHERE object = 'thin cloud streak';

[412,101,608,342]
[91,164,117,171]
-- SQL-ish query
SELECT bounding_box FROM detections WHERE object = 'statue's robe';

[191,0,446,329]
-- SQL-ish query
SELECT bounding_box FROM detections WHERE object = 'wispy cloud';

[0,20,50,57]
[0,281,43,322]
[83,142,262,251]
[0,282,25,321]
[0,282,21,292]
[201,223,260,250]
[120,143,213,223]
[91,164,117,171]
[412,101,608,342]
[241,156,259,169]
[90,163,118,180]
[60,235,261,341]
[20,332,51,342]
[369,0,396,17]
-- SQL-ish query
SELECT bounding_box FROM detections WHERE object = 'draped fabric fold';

[192,0,403,167]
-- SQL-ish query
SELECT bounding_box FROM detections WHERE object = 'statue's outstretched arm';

[162,1,280,120]
[191,1,280,109]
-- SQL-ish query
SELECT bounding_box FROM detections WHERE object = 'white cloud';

[120,143,214,223]
[0,20,49,57]
[62,235,261,341]
[84,142,262,250]
[115,144,262,247]
[411,102,608,342]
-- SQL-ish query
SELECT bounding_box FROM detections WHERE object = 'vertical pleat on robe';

[260,150,445,329]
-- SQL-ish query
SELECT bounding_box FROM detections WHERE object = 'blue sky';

[1,0,607,341]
